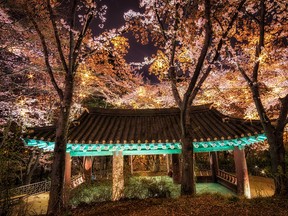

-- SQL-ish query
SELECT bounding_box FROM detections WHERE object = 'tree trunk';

[153,155,160,172]
[209,152,219,183]
[172,154,181,184]
[267,130,288,196]
[181,135,195,195]
[47,81,73,215]
[24,152,40,185]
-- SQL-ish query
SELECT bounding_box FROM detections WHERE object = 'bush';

[69,181,112,207]
[124,176,179,199]
[69,176,179,207]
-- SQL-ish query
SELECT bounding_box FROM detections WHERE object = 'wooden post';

[64,152,71,188]
[112,151,124,201]
[63,152,71,207]
[209,152,219,182]
[166,154,170,173]
[130,155,133,175]
[83,156,93,183]
[234,147,251,198]
[172,154,181,184]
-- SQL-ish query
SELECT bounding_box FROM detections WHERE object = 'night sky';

[101,0,158,82]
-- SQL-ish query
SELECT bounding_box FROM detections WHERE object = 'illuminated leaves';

[149,50,169,79]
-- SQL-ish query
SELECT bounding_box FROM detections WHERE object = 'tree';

[0,4,58,127]
[125,0,246,195]
[229,0,288,196]
[15,0,111,214]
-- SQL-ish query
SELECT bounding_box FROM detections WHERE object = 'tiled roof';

[24,104,264,144]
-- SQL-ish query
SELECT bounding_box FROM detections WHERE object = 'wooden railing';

[196,170,212,177]
[217,170,237,193]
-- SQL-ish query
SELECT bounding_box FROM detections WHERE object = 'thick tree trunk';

[47,81,73,215]
[153,155,160,172]
[209,152,219,183]
[172,154,181,184]
[267,131,288,196]
[181,135,195,195]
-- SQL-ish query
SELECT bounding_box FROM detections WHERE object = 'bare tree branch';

[29,13,64,100]
[252,0,265,82]
[154,2,168,41]
[46,0,69,74]
[68,0,77,74]
[182,0,212,110]
[73,7,96,70]
[168,3,182,107]
[188,0,247,106]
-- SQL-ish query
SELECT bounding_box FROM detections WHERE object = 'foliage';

[69,180,112,207]
[0,1,144,129]
[69,176,179,207]
[124,176,178,199]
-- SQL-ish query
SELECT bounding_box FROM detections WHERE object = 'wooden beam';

[112,151,124,201]
[234,147,251,198]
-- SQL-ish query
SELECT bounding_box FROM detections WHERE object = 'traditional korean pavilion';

[22,104,267,199]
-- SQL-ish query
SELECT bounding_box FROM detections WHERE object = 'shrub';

[124,176,179,199]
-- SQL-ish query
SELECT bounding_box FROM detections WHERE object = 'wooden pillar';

[63,152,71,206]
[64,152,71,188]
[234,147,251,198]
[209,152,219,182]
[172,154,181,184]
[166,154,170,173]
[130,155,134,175]
[112,151,124,201]
[83,156,93,183]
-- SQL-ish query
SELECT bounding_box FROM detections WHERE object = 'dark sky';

[101,0,158,82]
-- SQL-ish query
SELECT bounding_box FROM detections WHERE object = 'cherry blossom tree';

[8,0,116,213]
[0,5,58,128]
[125,0,246,195]
[226,0,288,196]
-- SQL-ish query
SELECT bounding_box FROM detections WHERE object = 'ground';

[18,175,275,215]
[71,195,288,216]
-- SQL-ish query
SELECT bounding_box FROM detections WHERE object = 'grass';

[69,176,235,208]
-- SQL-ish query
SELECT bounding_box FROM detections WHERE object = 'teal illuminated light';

[22,133,267,157]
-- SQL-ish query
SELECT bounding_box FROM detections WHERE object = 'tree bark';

[153,155,160,172]
[209,152,219,183]
[180,135,195,195]
[24,151,40,185]
[266,130,288,196]
[172,154,181,184]
[47,80,73,215]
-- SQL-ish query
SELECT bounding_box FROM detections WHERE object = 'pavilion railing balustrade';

[3,174,84,198]
[217,170,237,185]
[8,180,51,197]
[216,169,237,193]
